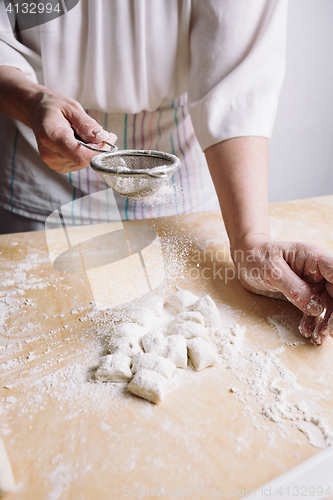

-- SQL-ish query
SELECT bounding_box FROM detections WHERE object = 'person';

[0,0,333,345]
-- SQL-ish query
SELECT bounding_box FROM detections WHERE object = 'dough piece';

[190,295,220,329]
[163,335,187,368]
[120,306,156,329]
[141,332,166,355]
[95,354,132,382]
[0,438,15,498]
[139,294,165,317]
[171,311,205,326]
[111,323,146,340]
[166,290,199,312]
[187,337,218,371]
[168,321,209,340]
[108,337,142,357]
[128,369,173,404]
[131,352,176,379]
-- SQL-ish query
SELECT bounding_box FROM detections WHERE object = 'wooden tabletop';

[1,195,333,500]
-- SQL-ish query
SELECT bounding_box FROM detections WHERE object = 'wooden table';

[1,195,333,500]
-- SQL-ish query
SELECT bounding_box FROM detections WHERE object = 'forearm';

[205,136,270,254]
[0,65,44,127]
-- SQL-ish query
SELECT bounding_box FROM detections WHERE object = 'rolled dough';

[187,337,218,371]
[108,337,142,357]
[171,311,205,326]
[166,290,199,312]
[111,322,146,340]
[163,335,188,368]
[141,332,166,355]
[128,369,173,404]
[131,352,176,379]
[168,321,209,340]
[190,295,221,329]
[95,354,133,382]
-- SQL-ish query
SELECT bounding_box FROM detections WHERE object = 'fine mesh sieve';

[77,139,181,199]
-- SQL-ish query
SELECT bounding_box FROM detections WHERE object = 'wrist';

[230,232,271,264]
[0,66,45,127]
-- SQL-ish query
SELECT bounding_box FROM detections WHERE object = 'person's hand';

[0,66,117,172]
[26,87,117,173]
[232,235,333,346]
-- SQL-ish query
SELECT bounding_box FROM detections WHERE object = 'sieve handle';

[76,138,118,153]
[146,172,170,179]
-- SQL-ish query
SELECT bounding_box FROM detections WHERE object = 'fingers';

[64,103,110,144]
[270,258,324,316]
[298,314,321,339]
[298,289,333,345]
[40,119,117,173]
[29,90,118,172]
[312,304,333,346]
[38,124,97,172]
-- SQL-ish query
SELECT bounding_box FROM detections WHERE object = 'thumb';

[271,259,324,316]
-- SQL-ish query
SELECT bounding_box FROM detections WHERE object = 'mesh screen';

[100,154,173,171]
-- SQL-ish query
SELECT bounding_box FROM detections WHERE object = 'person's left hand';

[232,235,333,345]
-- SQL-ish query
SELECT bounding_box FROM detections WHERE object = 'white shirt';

[0,0,288,223]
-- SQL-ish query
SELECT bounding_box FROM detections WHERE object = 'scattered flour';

[224,341,333,448]
[268,314,305,346]
[212,324,246,360]
[1,239,333,458]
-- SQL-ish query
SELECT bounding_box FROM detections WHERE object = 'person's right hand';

[0,66,117,172]
[26,87,117,173]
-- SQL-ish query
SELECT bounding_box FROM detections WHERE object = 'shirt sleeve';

[188,0,288,151]
[0,1,41,83]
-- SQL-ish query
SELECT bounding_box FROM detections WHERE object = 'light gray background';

[269,0,333,202]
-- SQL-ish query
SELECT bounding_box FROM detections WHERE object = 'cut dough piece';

[166,290,199,312]
[171,311,205,326]
[111,322,146,340]
[131,352,176,379]
[0,438,15,498]
[163,335,187,368]
[108,337,142,357]
[139,294,165,317]
[141,332,166,355]
[128,369,173,404]
[120,306,157,329]
[168,321,209,340]
[187,337,218,371]
[95,354,132,382]
[190,295,220,329]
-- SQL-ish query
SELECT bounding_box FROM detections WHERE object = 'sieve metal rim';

[90,150,181,179]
